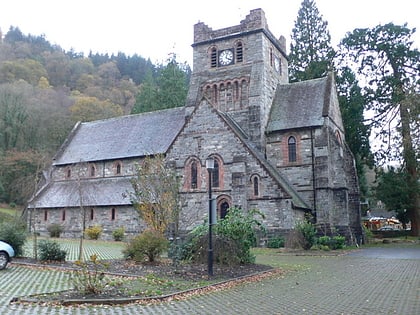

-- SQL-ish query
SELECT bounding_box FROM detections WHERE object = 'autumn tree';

[289,0,335,82]
[0,150,46,204]
[340,23,420,235]
[128,154,180,235]
[69,95,123,122]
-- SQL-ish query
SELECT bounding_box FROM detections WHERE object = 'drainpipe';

[311,128,317,222]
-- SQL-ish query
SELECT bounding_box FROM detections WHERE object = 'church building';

[28,9,362,243]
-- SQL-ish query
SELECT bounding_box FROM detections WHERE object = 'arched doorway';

[217,195,232,219]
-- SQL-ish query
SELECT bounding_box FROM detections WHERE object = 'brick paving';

[1,245,419,314]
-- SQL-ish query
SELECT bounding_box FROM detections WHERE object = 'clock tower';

[185,8,288,151]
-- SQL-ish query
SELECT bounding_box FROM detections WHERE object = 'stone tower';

[186,8,288,151]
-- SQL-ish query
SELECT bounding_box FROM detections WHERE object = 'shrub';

[38,240,67,261]
[295,220,317,250]
[267,236,285,248]
[318,235,331,247]
[181,207,265,265]
[123,229,168,263]
[0,219,27,256]
[47,223,63,238]
[112,227,125,241]
[72,254,110,294]
[330,236,346,250]
[362,225,373,244]
[85,225,102,240]
[317,235,346,250]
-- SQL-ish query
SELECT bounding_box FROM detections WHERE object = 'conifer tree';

[289,0,335,82]
[132,53,188,114]
[341,23,420,236]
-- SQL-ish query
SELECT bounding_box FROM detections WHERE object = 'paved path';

[1,245,419,314]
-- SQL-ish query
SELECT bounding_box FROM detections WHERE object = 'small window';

[90,164,96,177]
[210,47,217,68]
[335,131,342,145]
[62,209,66,221]
[253,176,259,197]
[90,208,94,220]
[44,210,48,221]
[111,208,116,221]
[191,161,198,189]
[66,168,71,179]
[115,162,122,175]
[212,159,220,188]
[269,48,273,66]
[288,136,297,162]
[236,42,243,62]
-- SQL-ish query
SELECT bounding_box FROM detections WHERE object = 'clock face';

[218,49,234,66]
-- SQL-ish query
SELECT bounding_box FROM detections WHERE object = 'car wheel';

[0,251,9,270]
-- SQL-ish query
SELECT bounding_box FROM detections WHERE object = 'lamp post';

[206,157,214,277]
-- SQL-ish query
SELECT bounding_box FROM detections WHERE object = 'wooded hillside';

[0,26,190,205]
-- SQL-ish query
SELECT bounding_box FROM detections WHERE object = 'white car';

[0,240,15,270]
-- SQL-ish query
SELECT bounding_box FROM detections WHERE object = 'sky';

[1,0,419,66]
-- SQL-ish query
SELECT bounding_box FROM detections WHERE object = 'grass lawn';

[0,207,21,216]
[23,237,126,261]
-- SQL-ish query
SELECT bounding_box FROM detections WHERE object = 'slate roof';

[29,177,133,208]
[267,76,331,132]
[53,107,186,165]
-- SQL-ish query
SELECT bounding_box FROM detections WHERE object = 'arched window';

[115,162,122,175]
[235,41,243,62]
[184,157,201,190]
[288,136,297,162]
[252,175,260,197]
[210,47,217,68]
[217,195,232,219]
[212,159,220,188]
[191,161,198,189]
[213,84,218,104]
[335,130,342,145]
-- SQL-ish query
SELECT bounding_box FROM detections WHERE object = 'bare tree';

[128,154,181,235]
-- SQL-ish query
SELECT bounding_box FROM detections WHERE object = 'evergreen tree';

[375,167,411,228]
[132,53,188,114]
[341,23,420,236]
[335,66,373,199]
[156,53,188,110]
[131,70,158,114]
[289,0,335,82]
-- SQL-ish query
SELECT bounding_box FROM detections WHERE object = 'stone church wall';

[52,158,139,181]
[33,206,143,240]
[168,100,299,233]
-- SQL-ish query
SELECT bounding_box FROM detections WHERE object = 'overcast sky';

[1,0,419,66]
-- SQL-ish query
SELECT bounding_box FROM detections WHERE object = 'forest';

[0,26,190,205]
[0,0,419,235]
